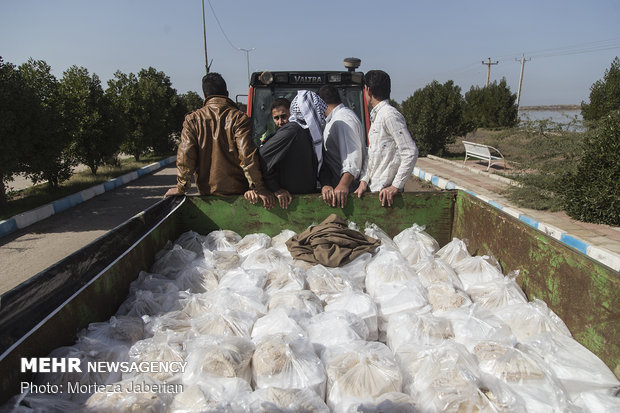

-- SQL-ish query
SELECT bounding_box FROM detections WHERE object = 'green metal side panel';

[452,191,620,377]
[178,192,455,244]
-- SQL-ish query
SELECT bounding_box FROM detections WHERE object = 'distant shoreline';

[519,104,580,111]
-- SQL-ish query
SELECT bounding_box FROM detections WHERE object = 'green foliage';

[180,91,203,113]
[560,111,620,225]
[59,66,122,175]
[463,78,518,129]
[0,58,37,203]
[107,68,180,160]
[401,80,469,156]
[581,57,620,123]
[19,59,74,190]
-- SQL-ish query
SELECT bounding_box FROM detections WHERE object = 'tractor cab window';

[251,85,366,146]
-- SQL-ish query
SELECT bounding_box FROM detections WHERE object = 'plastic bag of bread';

[117,288,181,318]
[494,298,571,341]
[396,341,523,413]
[191,308,256,338]
[252,334,327,399]
[1,393,81,413]
[443,305,515,352]
[519,332,620,395]
[242,247,290,273]
[328,252,372,293]
[203,287,267,319]
[426,282,472,313]
[306,264,358,301]
[365,249,416,299]
[183,335,255,384]
[271,229,297,258]
[124,332,185,381]
[466,271,527,310]
[31,346,110,403]
[218,267,268,294]
[205,229,242,251]
[373,280,428,341]
[386,310,453,352]
[303,310,369,355]
[324,291,378,341]
[267,290,323,319]
[79,315,145,348]
[251,308,307,340]
[171,260,219,294]
[244,387,330,413]
[413,257,464,289]
[263,264,307,298]
[83,374,174,413]
[129,271,180,295]
[364,222,399,251]
[151,244,198,278]
[145,310,193,336]
[170,377,251,413]
[474,341,576,412]
[173,230,208,257]
[435,237,471,266]
[393,224,439,265]
[235,233,272,258]
[346,392,417,413]
[453,255,504,291]
[322,340,403,413]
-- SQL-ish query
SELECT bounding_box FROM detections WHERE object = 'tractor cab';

[245,58,369,146]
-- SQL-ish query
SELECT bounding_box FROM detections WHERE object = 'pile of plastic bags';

[7,223,619,413]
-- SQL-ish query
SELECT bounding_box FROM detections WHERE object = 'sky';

[1,0,620,107]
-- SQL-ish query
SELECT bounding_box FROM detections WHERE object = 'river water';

[518,109,583,131]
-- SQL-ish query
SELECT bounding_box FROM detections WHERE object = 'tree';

[179,91,203,113]
[59,66,122,175]
[560,110,620,225]
[0,58,38,203]
[401,80,469,156]
[19,59,74,190]
[581,57,620,123]
[137,67,180,155]
[107,68,180,160]
[463,78,518,129]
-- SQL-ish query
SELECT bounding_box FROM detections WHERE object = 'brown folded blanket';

[286,214,381,267]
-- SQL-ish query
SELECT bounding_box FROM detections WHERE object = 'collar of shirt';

[370,100,389,122]
[326,103,346,123]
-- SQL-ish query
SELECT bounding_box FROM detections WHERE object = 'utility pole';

[239,47,255,84]
[482,57,498,87]
[202,0,209,74]
[515,54,531,111]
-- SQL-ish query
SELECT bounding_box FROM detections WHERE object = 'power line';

[206,0,255,82]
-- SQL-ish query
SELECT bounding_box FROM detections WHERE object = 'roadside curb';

[412,164,620,272]
[0,156,176,240]
[426,154,520,186]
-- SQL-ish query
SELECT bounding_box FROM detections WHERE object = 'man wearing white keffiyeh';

[258,90,326,209]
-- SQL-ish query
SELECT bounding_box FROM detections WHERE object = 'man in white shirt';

[318,85,367,208]
[354,70,418,207]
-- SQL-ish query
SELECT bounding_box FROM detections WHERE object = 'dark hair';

[364,70,391,101]
[317,85,342,105]
[202,72,228,97]
[271,97,290,111]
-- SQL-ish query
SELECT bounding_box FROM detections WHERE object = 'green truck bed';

[0,191,618,402]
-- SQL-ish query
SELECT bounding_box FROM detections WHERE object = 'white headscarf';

[289,90,327,173]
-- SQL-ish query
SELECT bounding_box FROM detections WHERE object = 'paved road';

[0,167,182,293]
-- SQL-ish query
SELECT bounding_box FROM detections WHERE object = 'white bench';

[462,140,506,171]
